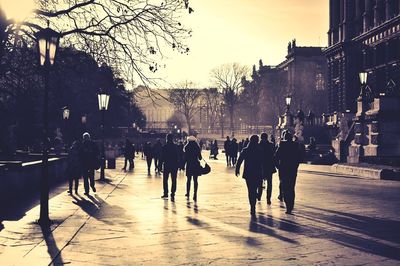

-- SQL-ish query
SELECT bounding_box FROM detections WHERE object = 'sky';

[155,0,329,88]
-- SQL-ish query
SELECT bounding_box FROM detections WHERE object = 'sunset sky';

[157,0,329,87]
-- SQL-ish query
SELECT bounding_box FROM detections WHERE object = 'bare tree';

[168,81,201,133]
[201,88,222,133]
[210,63,249,134]
[0,0,193,85]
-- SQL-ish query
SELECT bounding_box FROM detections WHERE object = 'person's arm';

[235,150,245,176]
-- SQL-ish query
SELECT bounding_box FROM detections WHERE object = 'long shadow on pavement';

[259,205,400,261]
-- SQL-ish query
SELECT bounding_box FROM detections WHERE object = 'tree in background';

[168,81,201,134]
[241,63,263,130]
[210,63,249,134]
[201,88,222,133]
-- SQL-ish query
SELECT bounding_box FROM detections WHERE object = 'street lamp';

[285,94,292,112]
[359,72,368,85]
[98,92,110,181]
[35,26,60,226]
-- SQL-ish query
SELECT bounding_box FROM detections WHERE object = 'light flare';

[0,0,35,22]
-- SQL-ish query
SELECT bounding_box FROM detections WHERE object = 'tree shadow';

[40,224,64,265]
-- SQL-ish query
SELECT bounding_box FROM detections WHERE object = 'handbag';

[198,159,211,176]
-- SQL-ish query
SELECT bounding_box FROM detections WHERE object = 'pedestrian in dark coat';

[274,130,302,214]
[160,134,180,201]
[258,133,276,204]
[224,136,231,166]
[80,132,99,195]
[210,140,219,159]
[230,138,239,166]
[122,138,134,171]
[143,141,153,175]
[238,140,244,153]
[183,136,202,201]
[67,140,81,194]
[153,139,162,174]
[235,135,262,216]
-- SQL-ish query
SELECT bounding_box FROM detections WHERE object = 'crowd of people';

[67,130,305,216]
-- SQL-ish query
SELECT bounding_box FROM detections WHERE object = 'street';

[1,155,400,265]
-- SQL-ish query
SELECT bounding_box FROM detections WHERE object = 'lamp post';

[98,92,110,181]
[35,26,60,226]
[285,94,292,113]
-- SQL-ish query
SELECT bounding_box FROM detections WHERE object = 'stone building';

[325,0,400,113]
[247,41,328,126]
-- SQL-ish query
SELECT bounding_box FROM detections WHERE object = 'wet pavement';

[1,154,400,265]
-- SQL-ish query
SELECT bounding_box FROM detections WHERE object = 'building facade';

[249,41,328,126]
[325,0,400,113]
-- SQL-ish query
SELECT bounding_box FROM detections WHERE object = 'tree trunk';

[229,105,234,135]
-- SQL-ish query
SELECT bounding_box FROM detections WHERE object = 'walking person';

[153,139,162,174]
[224,136,231,166]
[143,141,153,175]
[160,134,180,201]
[230,138,239,166]
[122,138,134,172]
[274,130,303,214]
[67,140,81,194]
[183,136,202,201]
[80,132,99,196]
[210,140,219,159]
[258,133,276,204]
[235,135,262,216]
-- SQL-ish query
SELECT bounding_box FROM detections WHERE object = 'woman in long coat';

[183,136,202,201]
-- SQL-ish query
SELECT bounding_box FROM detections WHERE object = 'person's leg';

[256,179,263,201]
[171,170,177,199]
[74,176,79,193]
[266,174,272,204]
[278,172,284,201]
[83,170,89,194]
[193,175,198,201]
[89,170,96,192]
[186,175,192,197]
[162,170,169,197]
[246,179,257,215]
[154,158,158,171]
[122,157,127,170]
[68,177,73,194]
[226,154,229,166]
[146,157,152,174]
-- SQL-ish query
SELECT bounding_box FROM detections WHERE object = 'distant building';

[325,0,400,113]
[248,41,327,126]
[134,87,176,130]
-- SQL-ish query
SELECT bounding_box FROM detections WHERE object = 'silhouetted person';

[258,133,276,204]
[160,134,180,201]
[224,136,231,166]
[153,139,162,174]
[80,132,99,196]
[177,141,185,171]
[210,140,219,159]
[243,138,250,149]
[199,139,204,151]
[235,135,262,216]
[238,139,243,153]
[274,130,303,214]
[230,138,239,166]
[270,135,276,147]
[183,136,202,201]
[67,140,81,194]
[122,138,134,171]
[143,141,153,175]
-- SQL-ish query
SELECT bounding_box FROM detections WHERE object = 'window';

[316,73,325,91]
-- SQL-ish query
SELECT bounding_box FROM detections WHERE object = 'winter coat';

[235,143,262,181]
[259,139,276,177]
[183,141,202,177]
[160,141,180,171]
